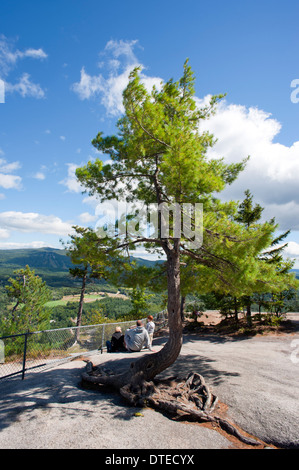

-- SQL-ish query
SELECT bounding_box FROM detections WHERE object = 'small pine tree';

[3,265,51,334]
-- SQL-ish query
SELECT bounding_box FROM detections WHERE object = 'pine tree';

[64,226,113,340]
[3,265,51,334]
[74,62,278,437]
[234,192,298,325]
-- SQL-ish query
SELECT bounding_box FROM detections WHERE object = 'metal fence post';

[22,333,28,380]
[101,324,105,354]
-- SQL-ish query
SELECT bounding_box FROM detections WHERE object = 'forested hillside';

[0,247,160,287]
[0,248,165,330]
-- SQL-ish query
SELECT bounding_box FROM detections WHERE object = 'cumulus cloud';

[0,173,22,190]
[59,163,83,193]
[79,212,97,224]
[72,39,162,116]
[0,158,21,173]
[274,241,299,268]
[104,39,139,63]
[20,48,47,60]
[196,99,299,231]
[0,241,55,250]
[0,211,73,236]
[0,35,47,73]
[33,172,46,180]
[0,228,9,239]
[283,241,299,258]
[5,73,45,99]
[0,157,22,190]
[0,35,47,98]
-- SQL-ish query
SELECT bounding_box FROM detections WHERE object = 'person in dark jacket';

[106,326,125,352]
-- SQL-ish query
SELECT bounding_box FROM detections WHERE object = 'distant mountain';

[291,269,299,279]
[0,247,162,287]
[0,247,72,271]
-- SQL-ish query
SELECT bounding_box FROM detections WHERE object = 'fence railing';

[0,310,168,381]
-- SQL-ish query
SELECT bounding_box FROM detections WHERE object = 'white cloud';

[0,173,22,190]
[104,39,139,63]
[60,135,66,141]
[79,212,97,224]
[0,228,9,239]
[60,163,83,193]
[72,39,162,116]
[21,48,47,60]
[33,172,46,180]
[0,193,5,200]
[0,211,73,236]
[5,73,45,99]
[0,35,47,75]
[275,241,299,268]
[0,35,47,99]
[0,241,55,250]
[196,99,299,232]
[0,158,21,173]
[72,67,104,100]
[0,158,22,189]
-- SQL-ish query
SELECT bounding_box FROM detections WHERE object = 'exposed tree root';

[81,361,262,447]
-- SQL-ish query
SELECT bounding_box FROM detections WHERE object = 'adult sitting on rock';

[124,320,154,352]
[106,326,125,352]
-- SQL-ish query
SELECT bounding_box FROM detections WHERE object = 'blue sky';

[1,0,299,264]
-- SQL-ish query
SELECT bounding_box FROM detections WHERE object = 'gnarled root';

[82,362,262,447]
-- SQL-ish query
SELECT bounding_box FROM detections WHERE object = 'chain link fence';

[0,310,168,381]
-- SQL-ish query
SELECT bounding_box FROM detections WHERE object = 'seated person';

[106,326,125,352]
[124,319,153,352]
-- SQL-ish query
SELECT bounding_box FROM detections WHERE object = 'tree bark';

[76,272,87,341]
[246,297,252,327]
[234,297,238,324]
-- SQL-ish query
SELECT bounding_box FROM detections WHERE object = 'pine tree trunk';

[234,297,238,323]
[82,241,182,388]
[246,297,252,327]
[126,241,182,383]
[76,272,87,341]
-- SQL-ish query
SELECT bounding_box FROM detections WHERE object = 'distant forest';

[0,247,166,330]
[0,247,299,332]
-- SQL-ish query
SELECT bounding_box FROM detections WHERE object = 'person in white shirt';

[145,315,155,347]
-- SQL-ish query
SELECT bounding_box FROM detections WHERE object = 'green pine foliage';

[1,265,51,335]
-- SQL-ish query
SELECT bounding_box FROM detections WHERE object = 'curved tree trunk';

[82,241,182,388]
[81,241,263,447]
